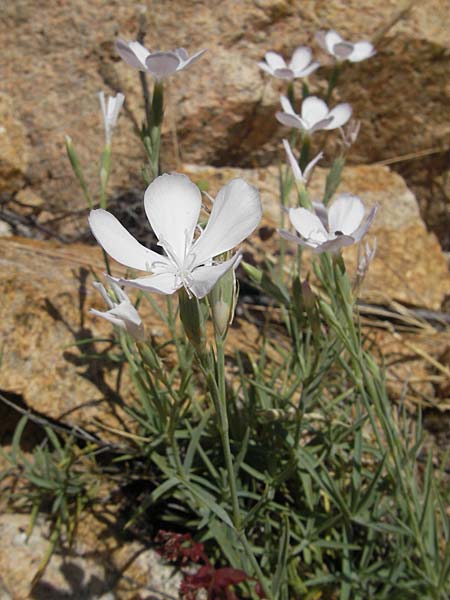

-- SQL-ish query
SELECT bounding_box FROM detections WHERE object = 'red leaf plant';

[155,529,264,599]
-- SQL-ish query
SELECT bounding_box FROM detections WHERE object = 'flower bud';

[208,265,238,340]
[178,287,207,353]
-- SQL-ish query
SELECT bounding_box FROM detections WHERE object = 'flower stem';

[212,335,274,599]
[326,63,341,104]
[215,335,241,529]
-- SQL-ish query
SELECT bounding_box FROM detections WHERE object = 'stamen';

[158,236,180,268]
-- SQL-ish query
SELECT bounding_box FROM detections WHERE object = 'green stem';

[326,63,342,104]
[99,144,112,209]
[215,336,241,529]
[299,133,310,171]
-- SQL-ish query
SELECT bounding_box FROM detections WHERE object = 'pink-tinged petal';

[325,103,352,129]
[116,39,149,70]
[88,209,167,271]
[348,41,375,62]
[324,30,344,54]
[276,111,306,130]
[282,139,303,181]
[333,41,354,59]
[328,194,365,235]
[265,51,286,70]
[145,52,180,78]
[301,96,329,127]
[191,178,262,266]
[273,68,295,80]
[289,46,312,71]
[189,254,241,299]
[144,173,202,266]
[118,272,179,295]
[179,48,207,70]
[288,207,328,244]
[313,235,355,254]
[294,61,320,77]
[352,204,378,241]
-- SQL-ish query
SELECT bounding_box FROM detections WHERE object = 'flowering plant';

[7,18,448,600]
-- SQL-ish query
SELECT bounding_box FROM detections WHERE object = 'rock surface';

[0,235,266,431]
[0,93,30,194]
[0,512,180,599]
[1,1,449,243]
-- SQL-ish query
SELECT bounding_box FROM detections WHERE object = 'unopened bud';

[208,265,238,339]
[301,280,315,310]
[65,135,93,208]
[178,288,207,354]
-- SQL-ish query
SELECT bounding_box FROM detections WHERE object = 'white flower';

[280,194,378,254]
[98,91,125,145]
[115,40,207,80]
[316,30,375,62]
[276,96,352,134]
[258,47,319,80]
[90,280,145,340]
[282,139,323,185]
[88,173,262,299]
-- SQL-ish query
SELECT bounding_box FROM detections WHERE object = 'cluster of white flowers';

[89,29,377,338]
[258,29,375,81]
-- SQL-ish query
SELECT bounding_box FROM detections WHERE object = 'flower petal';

[324,30,344,54]
[116,39,149,70]
[348,41,375,62]
[294,61,320,77]
[328,194,365,235]
[309,117,334,133]
[276,111,306,130]
[89,209,167,271]
[289,46,312,71]
[189,254,241,299]
[325,103,352,129]
[258,61,274,75]
[265,51,286,70]
[333,41,354,59]
[312,201,329,229]
[144,173,202,265]
[279,228,314,248]
[191,178,262,266]
[175,47,189,61]
[280,95,296,115]
[179,48,207,70]
[117,272,179,295]
[145,52,180,78]
[90,308,125,329]
[288,207,329,244]
[313,235,355,254]
[303,151,324,181]
[301,96,329,127]
[282,139,303,181]
[273,68,295,80]
[315,30,328,52]
[352,204,378,241]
